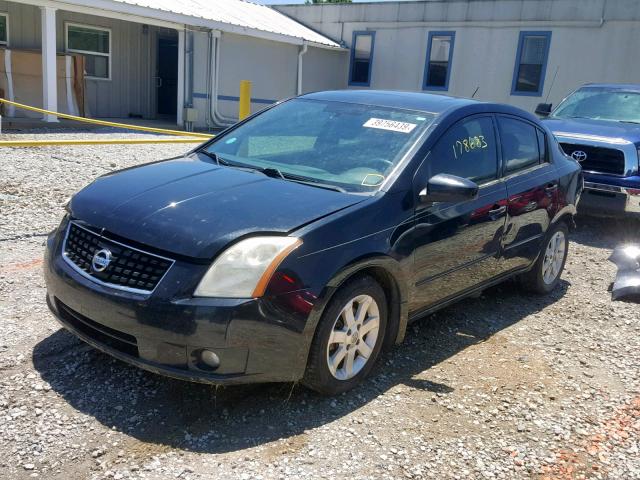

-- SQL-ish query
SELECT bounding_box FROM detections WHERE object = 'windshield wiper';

[278,172,347,193]
[198,151,346,192]
[262,167,285,179]
[199,150,223,165]
[199,151,264,173]
[256,167,346,192]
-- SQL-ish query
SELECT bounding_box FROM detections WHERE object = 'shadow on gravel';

[572,215,640,250]
[33,280,568,455]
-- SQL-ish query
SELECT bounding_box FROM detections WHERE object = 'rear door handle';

[488,205,507,218]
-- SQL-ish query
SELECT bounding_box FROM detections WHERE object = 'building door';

[156,37,178,117]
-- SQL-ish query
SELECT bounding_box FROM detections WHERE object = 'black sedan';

[44,90,582,394]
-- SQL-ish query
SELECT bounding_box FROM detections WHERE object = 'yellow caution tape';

[0,138,205,147]
[0,98,214,138]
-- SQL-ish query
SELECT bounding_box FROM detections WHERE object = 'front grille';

[559,143,626,175]
[56,299,139,357]
[63,222,173,293]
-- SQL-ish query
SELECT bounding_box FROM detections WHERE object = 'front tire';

[520,222,569,294]
[303,275,387,395]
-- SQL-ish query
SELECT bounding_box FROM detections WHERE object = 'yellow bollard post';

[238,80,252,120]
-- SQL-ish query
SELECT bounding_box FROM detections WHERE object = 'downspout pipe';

[297,41,308,96]
[211,33,235,127]
[205,30,215,129]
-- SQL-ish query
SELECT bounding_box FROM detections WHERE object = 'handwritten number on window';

[452,135,488,159]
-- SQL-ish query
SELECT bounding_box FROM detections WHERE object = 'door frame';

[155,33,179,118]
[148,27,179,119]
[409,113,509,314]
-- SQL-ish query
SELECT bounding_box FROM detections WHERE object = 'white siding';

[0,1,156,118]
[56,12,155,118]
[190,32,348,127]
[278,0,640,111]
[301,46,349,94]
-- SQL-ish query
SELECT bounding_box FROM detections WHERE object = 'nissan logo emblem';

[571,150,587,162]
[91,248,113,273]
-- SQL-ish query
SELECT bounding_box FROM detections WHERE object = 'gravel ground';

[1,129,639,480]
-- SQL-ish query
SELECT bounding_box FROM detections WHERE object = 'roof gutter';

[12,0,342,49]
[11,0,182,29]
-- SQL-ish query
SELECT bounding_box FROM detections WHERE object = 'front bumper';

[578,181,640,218]
[44,223,316,385]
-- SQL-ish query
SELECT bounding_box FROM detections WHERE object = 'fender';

[551,204,578,229]
[300,254,410,365]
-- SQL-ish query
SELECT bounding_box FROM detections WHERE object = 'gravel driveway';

[1,130,639,480]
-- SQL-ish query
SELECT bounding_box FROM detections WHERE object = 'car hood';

[543,117,640,145]
[68,155,366,260]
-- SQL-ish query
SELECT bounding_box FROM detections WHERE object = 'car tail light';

[627,188,640,196]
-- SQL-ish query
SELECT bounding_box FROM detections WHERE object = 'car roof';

[300,90,478,114]
[580,83,640,92]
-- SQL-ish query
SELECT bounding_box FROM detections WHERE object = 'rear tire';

[520,221,569,294]
[303,275,387,395]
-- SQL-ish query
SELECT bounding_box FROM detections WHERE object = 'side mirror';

[419,173,479,203]
[535,103,552,117]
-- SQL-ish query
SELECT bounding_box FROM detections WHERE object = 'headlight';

[194,236,302,298]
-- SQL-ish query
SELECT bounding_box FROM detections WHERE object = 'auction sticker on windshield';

[363,118,417,133]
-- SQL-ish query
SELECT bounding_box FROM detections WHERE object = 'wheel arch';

[302,255,410,359]
[551,204,577,230]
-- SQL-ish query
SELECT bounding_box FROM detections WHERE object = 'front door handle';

[545,183,558,193]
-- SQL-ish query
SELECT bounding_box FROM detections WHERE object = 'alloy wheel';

[542,230,566,285]
[326,294,380,381]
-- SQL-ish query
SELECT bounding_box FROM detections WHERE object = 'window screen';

[513,32,551,95]
[429,117,498,184]
[350,32,375,86]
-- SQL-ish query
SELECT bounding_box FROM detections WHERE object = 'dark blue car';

[45,91,582,394]
[537,83,640,218]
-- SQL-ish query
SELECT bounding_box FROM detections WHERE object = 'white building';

[277,0,640,111]
[0,0,347,127]
[2,0,640,128]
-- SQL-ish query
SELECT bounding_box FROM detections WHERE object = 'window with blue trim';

[512,31,552,96]
[0,14,8,45]
[349,31,375,86]
[423,31,455,90]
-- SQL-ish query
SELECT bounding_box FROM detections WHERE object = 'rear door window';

[497,117,542,173]
[428,116,498,184]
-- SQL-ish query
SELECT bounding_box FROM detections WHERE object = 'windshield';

[552,87,640,124]
[203,98,436,193]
